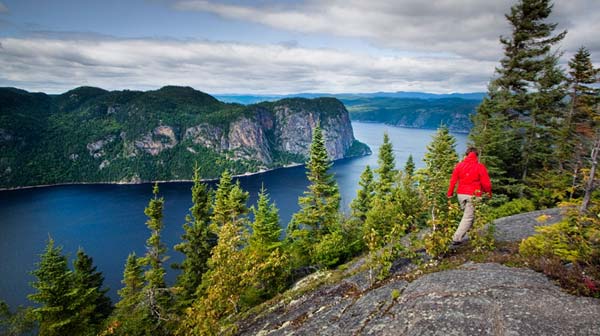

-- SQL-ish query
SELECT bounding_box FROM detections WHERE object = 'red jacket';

[447,152,492,197]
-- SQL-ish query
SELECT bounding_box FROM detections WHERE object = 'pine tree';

[404,155,415,178]
[110,253,151,335]
[375,132,396,195]
[249,185,281,250]
[559,47,600,197]
[210,170,234,231]
[245,186,288,304]
[350,165,374,222]
[182,179,251,335]
[470,0,567,195]
[417,126,460,256]
[140,183,171,332]
[28,238,78,336]
[173,167,215,308]
[72,248,112,331]
[289,125,340,243]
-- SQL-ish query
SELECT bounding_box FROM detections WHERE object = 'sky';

[0,0,598,94]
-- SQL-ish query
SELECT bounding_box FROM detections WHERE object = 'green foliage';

[72,248,113,332]
[470,0,568,198]
[0,301,36,336]
[312,230,349,268]
[346,97,479,132]
[139,183,172,330]
[0,86,358,189]
[288,126,341,266]
[249,186,282,250]
[469,199,496,252]
[182,175,251,335]
[350,165,374,222]
[109,253,152,336]
[520,205,600,265]
[173,166,216,309]
[374,133,396,195]
[490,198,535,219]
[417,126,459,257]
[28,238,112,336]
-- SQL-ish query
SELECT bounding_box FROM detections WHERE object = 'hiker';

[447,147,492,246]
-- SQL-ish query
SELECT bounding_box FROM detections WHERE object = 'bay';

[0,122,467,308]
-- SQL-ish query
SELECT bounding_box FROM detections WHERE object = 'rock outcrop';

[237,208,600,336]
[134,126,178,156]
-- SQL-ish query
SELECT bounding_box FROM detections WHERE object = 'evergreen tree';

[404,155,415,178]
[249,185,282,250]
[173,167,215,308]
[140,183,171,332]
[288,126,341,255]
[470,0,567,195]
[28,238,78,336]
[245,186,289,304]
[110,253,151,335]
[182,180,251,335]
[375,132,396,195]
[350,165,374,222]
[417,126,460,256]
[72,248,112,331]
[210,170,234,231]
[559,47,600,196]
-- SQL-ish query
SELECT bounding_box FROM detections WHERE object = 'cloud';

[173,0,600,62]
[0,2,8,13]
[0,37,496,94]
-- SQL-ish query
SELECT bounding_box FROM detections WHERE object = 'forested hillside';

[0,86,369,188]
[344,97,480,133]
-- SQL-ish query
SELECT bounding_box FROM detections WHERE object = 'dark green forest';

[345,97,480,133]
[0,86,368,189]
[1,0,599,335]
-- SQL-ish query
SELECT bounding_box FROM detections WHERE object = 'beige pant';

[453,194,475,243]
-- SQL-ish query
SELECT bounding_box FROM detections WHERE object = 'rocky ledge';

[237,209,600,335]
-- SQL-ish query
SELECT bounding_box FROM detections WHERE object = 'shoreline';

[0,162,308,192]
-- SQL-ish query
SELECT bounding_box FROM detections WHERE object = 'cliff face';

[236,209,600,336]
[0,86,370,188]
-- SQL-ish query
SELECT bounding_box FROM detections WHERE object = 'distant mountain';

[344,97,481,133]
[0,86,369,188]
[215,92,484,133]
[214,91,486,105]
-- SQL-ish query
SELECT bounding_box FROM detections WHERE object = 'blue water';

[0,122,467,308]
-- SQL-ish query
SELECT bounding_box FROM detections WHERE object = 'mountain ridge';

[0,86,370,188]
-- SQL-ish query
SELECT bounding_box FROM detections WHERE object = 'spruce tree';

[182,179,251,334]
[110,253,151,335]
[72,248,112,331]
[173,167,215,308]
[375,132,396,195]
[249,185,281,250]
[289,125,340,239]
[140,183,171,331]
[28,238,78,336]
[350,165,374,222]
[417,126,460,256]
[470,0,567,195]
[404,155,415,178]
[245,186,288,304]
[210,170,234,231]
[559,47,600,196]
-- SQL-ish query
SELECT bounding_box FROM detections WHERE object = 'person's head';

[465,147,479,157]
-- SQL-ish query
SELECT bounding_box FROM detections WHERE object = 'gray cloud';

[0,37,495,94]
[0,2,8,13]
[174,0,600,63]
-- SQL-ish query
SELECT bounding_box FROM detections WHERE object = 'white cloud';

[174,0,600,62]
[0,37,496,94]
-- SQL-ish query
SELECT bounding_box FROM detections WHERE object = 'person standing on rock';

[447,147,492,245]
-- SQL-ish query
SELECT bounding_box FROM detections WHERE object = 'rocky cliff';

[0,86,370,188]
[236,209,600,335]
